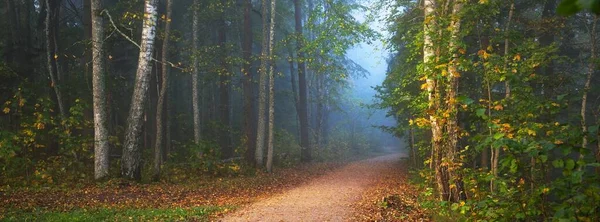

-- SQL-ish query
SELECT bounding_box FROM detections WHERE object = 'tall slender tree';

[91,0,109,180]
[122,0,159,181]
[266,0,277,173]
[192,0,202,144]
[45,0,66,118]
[256,0,269,166]
[294,0,311,162]
[154,0,173,181]
[242,0,257,164]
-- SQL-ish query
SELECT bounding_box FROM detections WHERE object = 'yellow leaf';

[493,104,503,110]
[554,140,564,145]
[2,107,9,114]
[527,129,536,136]
[54,54,58,59]
[513,54,521,61]
[421,82,429,90]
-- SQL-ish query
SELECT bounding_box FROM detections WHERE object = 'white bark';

[266,0,277,173]
[91,0,109,180]
[122,0,159,180]
[256,0,269,167]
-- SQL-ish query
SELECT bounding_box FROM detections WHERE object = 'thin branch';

[101,9,187,71]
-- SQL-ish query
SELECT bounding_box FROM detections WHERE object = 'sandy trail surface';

[219,153,404,222]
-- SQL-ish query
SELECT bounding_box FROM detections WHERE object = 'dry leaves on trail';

[352,160,428,221]
[0,162,344,217]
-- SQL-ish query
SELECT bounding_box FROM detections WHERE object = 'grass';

[1,206,229,222]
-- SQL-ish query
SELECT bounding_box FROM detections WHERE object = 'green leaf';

[476,108,487,118]
[557,94,567,101]
[553,159,564,168]
[540,155,548,163]
[565,159,575,170]
[558,0,581,16]
[493,133,504,140]
[457,95,474,105]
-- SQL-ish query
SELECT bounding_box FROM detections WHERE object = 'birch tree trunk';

[91,0,109,180]
[192,0,202,143]
[266,0,277,173]
[153,0,172,181]
[256,0,269,166]
[122,0,159,181]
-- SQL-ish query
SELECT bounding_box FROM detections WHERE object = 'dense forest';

[0,0,389,183]
[2,0,600,220]
[376,0,600,220]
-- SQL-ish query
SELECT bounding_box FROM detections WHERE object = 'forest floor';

[220,153,426,221]
[0,152,425,221]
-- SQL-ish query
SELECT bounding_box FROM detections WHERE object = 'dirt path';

[219,153,405,222]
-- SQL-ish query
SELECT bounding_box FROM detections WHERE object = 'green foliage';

[558,0,600,15]
[273,129,301,167]
[1,85,93,187]
[379,0,600,220]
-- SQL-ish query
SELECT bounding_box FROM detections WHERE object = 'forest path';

[219,153,405,222]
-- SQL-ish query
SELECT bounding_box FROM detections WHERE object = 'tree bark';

[218,6,232,159]
[423,0,446,201]
[266,0,277,173]
[153,0,172,181]
[446,1,464,201]
[503,1,514,99]
[45,0,66,118]
[289,49,300,139]
[256,0,269,166]
[294,0,311,162]
[192,0,202,143]
[91,0,109,180]
[122,0,159,181]
[242,0,257,165]
[580,15,597,165]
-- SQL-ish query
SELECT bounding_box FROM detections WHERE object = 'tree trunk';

[503,1,514,99]
[446,1,464,202]
[266,0,277,173]
[192,0,201,143]
[580,15,597,165]
[153,0,172,181]
[492,1,515,191]
[83,0,92,77]
[294,0,311,162]
[122,0,159,181]
[242,0,257,165]
[256,0,269,166]
[289,49,300,139]
[218,8,232,159]
[91,0,109,180]
[423,0,446,201]
[45,0,66,118]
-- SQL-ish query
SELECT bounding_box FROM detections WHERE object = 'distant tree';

[154,0,173,181]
